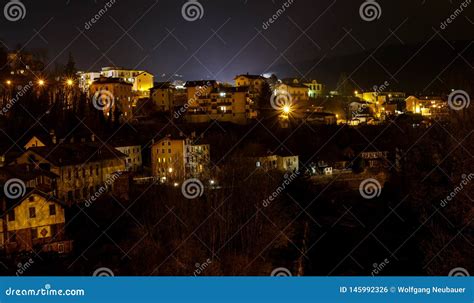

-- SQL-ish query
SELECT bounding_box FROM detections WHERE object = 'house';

[185,86,258,125]
[405,96,449,119]
[234,74,266,96]
[79,67,154,97]
[184,80,218,105]
[151,134,211,182]
[303,80,324,98]
[0,164,58,194]
[254,155,299,173]
[275,79,310,101]
[89,76,134,121]
[0,189,72,255]
[112,144,142,172]
[13,142,127,205]
[151,82,176,112]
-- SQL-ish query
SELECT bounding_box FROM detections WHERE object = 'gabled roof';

[25,142,127,167]
[2,188,66,212]
[234,74,266,80]
[0,164,59,182]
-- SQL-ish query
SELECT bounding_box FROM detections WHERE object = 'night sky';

[0,0,472,83]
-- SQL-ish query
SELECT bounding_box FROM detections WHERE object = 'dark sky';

[0,0,472,82]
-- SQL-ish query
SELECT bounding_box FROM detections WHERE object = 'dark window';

[51,224,58,237]
[29,196,34,202]
[67,191,73,202]
[31,228,38,240]
[8,210,15,221]
[49,205,56,216]
[29,207,36,218]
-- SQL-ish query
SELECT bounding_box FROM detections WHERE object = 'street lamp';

[38,79,45,86]
[66,79,74,86]
[282,105,291,114]
[6,80,11,86]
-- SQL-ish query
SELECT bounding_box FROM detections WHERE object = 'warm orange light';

[66,79,74,86]
[282,105,291,114]
[6,80,11,85]
[38,79,45,86]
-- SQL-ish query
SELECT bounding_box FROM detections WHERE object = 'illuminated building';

[78,67,154,97]
[89,76,134,121]
[151,134,210,182]
[234,74,266,96]
[185,86,257,125]
[405,96,448,118]
[0,189,72,255]
[275,79,310,102]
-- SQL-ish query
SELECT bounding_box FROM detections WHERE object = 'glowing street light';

[6,80,11,86]
[282,105,291,114]
[66,79,74,86]
[38,79,45,86]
